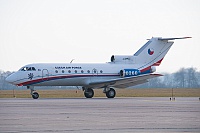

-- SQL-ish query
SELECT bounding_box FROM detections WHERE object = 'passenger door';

[42,69,49,80]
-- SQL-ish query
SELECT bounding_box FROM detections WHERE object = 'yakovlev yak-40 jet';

[6,37,191,99]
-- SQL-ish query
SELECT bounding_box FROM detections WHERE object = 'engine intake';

[120,69,141,77]
[111,55,134,63]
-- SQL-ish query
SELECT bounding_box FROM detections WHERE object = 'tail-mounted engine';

[111,55,134,63]
[119,66,156,77]
[119,69,141,77]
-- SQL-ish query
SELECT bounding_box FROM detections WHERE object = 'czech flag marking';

[148,48,154,55]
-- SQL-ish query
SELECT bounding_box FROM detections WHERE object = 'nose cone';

[6,73,16,84]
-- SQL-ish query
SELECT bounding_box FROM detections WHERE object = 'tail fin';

[134,37,191,67]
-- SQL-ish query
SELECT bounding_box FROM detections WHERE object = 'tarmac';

[0,97,200,133]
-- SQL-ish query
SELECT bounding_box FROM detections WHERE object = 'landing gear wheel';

[32,92,39,99]
[84,88,94,98]
[106,88,116,98]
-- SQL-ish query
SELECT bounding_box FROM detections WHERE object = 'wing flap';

[114,79,148,88]
[89,74,162,88]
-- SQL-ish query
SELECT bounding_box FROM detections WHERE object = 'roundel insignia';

[148,48,154,55]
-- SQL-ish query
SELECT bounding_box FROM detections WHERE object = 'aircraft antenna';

[70,59,75,63]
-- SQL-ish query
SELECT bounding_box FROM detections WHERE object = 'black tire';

[32,92,39,99]
[106,88,116,98]
[84,88,94,98]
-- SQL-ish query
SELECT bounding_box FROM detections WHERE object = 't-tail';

[111,37,191,66]
[133,37,191,67]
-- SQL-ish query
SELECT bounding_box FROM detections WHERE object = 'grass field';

[0,88,200,98]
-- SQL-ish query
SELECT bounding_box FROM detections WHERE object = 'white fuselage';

[7,62,152,88]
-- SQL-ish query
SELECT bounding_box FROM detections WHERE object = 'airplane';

[6,37,191,99]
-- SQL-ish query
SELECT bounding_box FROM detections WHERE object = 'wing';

[88,74,162,88]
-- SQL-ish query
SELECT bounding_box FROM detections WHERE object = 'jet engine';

[119,69,141,77]
[111,55,134,63]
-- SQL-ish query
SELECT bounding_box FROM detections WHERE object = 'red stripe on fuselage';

[16,74,119,86]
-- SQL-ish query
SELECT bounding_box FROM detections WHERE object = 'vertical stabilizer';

[134,37,191,67]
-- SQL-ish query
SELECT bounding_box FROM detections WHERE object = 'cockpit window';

[27,67,32,71]
[20,67,36,71]
[20,67,27,71]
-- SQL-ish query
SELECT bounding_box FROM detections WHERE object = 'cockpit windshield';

[19,67,36,71]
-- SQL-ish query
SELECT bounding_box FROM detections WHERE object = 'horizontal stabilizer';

[158,37,192,41]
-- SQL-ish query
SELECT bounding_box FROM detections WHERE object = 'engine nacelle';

[111,55,134,63]
[150,66,156,73]
[119,69,141,77]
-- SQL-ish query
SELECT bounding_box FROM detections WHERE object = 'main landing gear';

[27,86,39,99]
[83,88,94,98]
[83,87,116,98]
[104,87,116,98]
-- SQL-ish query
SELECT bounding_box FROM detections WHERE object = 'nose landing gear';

[27,86,39,99]
[32,92,39,99]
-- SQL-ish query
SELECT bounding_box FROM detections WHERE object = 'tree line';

[135,67,200,88]
[0,67,200,90]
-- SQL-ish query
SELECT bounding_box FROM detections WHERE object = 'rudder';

[133,37,174,67]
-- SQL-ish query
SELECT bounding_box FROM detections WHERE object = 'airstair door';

[42,69,49,80]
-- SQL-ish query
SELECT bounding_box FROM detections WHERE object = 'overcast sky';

[0,0,199,73]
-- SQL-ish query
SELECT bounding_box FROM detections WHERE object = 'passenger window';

[68,70,71,73]
[81,70,84,73]
[75,70,77,73]
[62,70,65,73]
[100,70,103,73]
[32,67,36,71]
[87,70,90,73]
[55,70,58,73]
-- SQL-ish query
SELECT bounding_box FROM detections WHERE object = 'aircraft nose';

[6,73,16,84]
